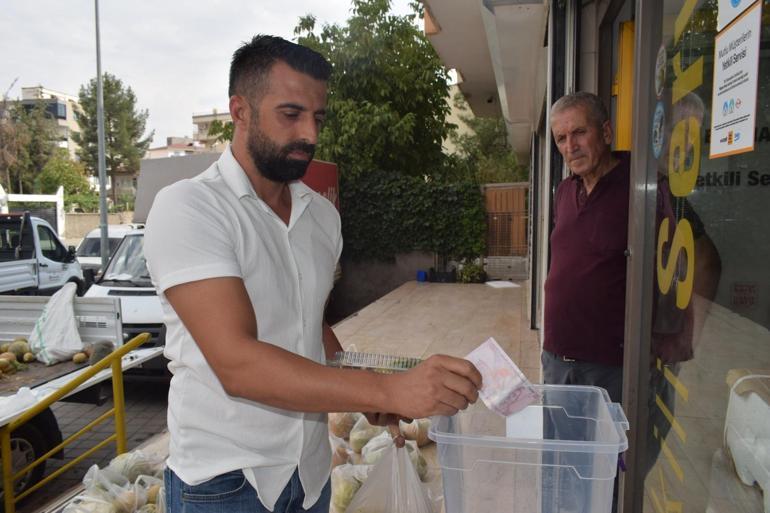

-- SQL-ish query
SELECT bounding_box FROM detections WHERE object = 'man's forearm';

[220,337,390,414]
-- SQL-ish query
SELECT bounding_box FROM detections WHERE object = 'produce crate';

[429,384,628,513]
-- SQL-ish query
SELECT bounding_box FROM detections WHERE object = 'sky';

[0,0,413,148]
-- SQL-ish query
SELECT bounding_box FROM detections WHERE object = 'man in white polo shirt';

[144,35,482,513]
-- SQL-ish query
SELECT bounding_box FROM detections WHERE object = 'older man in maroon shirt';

[543,92,629,404]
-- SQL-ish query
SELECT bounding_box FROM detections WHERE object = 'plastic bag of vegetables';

[156,483,166,513]
[135,475,163,507]
[62,495,118,513]
[331,435,354,468]
[399,418,432,447]
[329,412,363,440]
[361,432,428,482]
[330,464,372,513]
[107,450,164,482]
[81,464,148,513]
[349,416,385,453]
[344,440,434,513]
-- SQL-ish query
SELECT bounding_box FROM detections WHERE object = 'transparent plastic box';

[429,384,629,513]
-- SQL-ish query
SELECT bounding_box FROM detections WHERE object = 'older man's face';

[551,105,612,179]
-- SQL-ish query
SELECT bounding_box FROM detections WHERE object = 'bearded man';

[144,35,481,513]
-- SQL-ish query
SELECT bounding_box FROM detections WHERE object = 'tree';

[73,73,153,200]
[37,149,90,195]
[295,0,455,179]
[0,91,58,194]
[208,119,233,144]
[449,92,527,183]
[0,80,20,192]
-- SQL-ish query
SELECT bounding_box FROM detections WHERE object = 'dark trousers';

[541,350,623,402]
[541,351,623,513]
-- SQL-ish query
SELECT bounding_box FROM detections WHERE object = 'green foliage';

[208,119,233,143]
[113,193,135,212]
[457,260,485,283]
[295,0,455,179]
[341,171,485,261]
[66,192,100,213]
[0,100,58,193]
[37,149,90,195]
[449,92,527,183]
[73,73,153,183]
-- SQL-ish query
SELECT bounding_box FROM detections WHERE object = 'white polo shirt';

[144,146,341,511]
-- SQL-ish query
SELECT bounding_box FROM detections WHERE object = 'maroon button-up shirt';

[544,151,630,367]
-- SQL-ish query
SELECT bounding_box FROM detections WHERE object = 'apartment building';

[21,85,81,160]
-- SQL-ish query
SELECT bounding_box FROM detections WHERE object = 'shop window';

[640,2,770,512]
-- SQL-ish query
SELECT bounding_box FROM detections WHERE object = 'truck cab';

[76,223,144,274]
[0,213,84,295]
[84,229,165,350]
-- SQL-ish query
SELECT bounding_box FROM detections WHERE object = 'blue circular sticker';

[652,102,665,159]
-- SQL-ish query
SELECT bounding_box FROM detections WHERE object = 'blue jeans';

[164,467,331,513]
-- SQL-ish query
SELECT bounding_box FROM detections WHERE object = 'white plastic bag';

[399,418,432,447]
[344,442,434,513]
[349,415,386,453]
[80,464,148,513]
[331,463,372,513]
[329,412,363,440]
[331,435,354,468]
[62,495,117,513]
[135,474,164,513]
[107,450,165,482]
[361,432,428,481]
[28,282,83,365]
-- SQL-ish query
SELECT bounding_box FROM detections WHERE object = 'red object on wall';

[301,160,339,211]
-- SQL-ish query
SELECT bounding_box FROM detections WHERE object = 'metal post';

[111,358,127,454]
[94,0,109,270]
[622,2,663,511]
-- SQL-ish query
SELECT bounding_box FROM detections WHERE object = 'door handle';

[39,263,48,267]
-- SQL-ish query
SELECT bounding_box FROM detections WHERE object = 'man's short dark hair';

[551,92,609,129]
[228,35,331,102]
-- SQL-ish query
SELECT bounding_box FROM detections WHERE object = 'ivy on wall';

[340,171,486,261]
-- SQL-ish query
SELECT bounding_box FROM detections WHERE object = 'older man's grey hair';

[550,92,609,129]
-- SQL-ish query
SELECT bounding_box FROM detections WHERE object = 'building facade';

[424,1,770,512]
[145,136,211,159]
[21,86,81,160]
[192,109,230,152]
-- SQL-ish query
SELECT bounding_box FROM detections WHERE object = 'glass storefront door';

[637,1,770,512]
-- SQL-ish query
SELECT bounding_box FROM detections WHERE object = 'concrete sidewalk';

[334,281,541,383]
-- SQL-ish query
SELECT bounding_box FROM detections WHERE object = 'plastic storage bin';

[429,384,629,513]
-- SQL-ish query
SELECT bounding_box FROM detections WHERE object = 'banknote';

[466,337,541,416]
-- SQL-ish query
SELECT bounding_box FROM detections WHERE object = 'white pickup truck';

[0,213,85,296]
[0,295,164,499]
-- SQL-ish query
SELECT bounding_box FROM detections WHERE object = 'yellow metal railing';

[1,333,151,513]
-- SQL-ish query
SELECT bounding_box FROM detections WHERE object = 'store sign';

[709,0,762,159]
[717,0,755,31]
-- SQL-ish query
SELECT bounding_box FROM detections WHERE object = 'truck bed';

[0,295,165,427]
[0,360,88,397]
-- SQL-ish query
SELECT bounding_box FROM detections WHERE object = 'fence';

[483,183,528,257]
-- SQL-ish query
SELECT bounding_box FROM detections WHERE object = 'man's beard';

[247,123,315,183]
